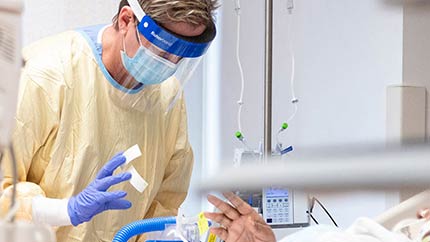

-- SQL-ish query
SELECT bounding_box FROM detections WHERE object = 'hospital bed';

[376,189,430,231]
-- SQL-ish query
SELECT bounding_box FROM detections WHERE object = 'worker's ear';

[118,6,135,35]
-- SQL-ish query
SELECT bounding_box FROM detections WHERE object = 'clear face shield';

[111,0,216,112]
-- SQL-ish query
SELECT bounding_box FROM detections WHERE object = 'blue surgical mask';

[121,33,178,85]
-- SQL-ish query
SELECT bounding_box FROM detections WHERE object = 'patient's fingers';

[210,227,229,241]
[204,212,233,228]
[207,194,241,220]
[227,222,246,240]
[246,216,276,241]
[223,192,256,216]
[417,208,430,219]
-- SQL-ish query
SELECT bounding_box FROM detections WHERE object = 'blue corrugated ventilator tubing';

[112,216,179,242]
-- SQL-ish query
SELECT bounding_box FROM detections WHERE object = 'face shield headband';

[126,0,216,58]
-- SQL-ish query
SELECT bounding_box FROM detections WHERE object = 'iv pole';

[263,0,273,162]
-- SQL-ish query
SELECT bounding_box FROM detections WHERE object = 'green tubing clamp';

[235,131,243,140]
[281,123,289,130]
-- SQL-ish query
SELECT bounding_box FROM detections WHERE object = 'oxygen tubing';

[112,216,177,242]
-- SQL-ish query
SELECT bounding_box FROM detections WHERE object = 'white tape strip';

[128,166,148,193]
[123,144,142,165]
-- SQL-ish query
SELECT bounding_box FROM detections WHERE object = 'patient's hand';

[204,192,276,242]
[417,208,430,220]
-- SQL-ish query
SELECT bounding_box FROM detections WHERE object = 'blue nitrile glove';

[67,153,132,226]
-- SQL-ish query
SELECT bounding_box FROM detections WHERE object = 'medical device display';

[235,186,309,228]
[263,187,293,225]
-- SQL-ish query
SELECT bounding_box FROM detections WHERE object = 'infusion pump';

[234,149,310,228]
[263,187,292,225]
[262,187,309,227]
[235,187,309,228]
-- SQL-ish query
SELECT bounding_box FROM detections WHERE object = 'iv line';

[276,7,298,151]
[233,0,256,153]
[235,0,245,134]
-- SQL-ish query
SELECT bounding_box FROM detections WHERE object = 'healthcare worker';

[0,0,218,241]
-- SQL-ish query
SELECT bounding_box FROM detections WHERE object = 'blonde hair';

[113,0,219,30]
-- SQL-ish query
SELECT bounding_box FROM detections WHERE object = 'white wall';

[273,0,403,147]
[204,0,404,228]
[22,0,118,45]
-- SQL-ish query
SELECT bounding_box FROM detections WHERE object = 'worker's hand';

[204,192,276,242]
[67,153,132,226]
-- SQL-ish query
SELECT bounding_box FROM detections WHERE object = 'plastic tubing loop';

[112,216,177,242]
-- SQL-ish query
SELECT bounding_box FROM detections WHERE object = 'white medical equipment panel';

[263,187,294,225]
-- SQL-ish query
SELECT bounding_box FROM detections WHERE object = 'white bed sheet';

[279,217,411,242]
